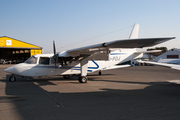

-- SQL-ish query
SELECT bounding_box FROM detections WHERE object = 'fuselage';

[4,49,142,77]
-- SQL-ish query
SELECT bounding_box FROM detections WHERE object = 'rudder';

[129,23,140,39]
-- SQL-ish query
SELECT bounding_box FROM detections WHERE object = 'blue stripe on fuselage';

[71,60,99,72]
[110,53,126,55]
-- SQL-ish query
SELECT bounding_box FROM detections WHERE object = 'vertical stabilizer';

[129,23,140,39]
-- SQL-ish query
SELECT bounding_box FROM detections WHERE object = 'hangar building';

[0,36,42,63]
[155,48,180,64]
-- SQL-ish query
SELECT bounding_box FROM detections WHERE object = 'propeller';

[53,41,56,55]
[53,41,58,69]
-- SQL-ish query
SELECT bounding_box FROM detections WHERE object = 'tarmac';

[0,65,180,120]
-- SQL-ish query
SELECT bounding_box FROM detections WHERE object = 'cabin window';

[50,57,61,64]
[50,57,56,64]
[25,56,38,64]
[39,57,50,65]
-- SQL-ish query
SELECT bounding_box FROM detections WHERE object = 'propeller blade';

[53,41,57,69]
[53,41,56,55]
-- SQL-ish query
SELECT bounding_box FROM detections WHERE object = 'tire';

[78,76,88,83]
[9,75,16,82]
[98,71,102,75]
[63,75,71,79]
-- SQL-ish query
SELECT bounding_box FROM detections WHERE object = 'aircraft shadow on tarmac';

[1,74,180,120]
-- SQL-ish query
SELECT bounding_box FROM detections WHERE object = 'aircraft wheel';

[78,76,88,83]
[63,75,70,79]
[9,75,16,82]
[98,71,102,75]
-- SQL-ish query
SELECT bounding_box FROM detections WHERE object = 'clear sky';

[1,0,180,53]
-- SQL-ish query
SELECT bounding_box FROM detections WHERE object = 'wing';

[138,60,180,70]
[58,37,175,57]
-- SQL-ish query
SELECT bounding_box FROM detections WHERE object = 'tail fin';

[129,23,140,39]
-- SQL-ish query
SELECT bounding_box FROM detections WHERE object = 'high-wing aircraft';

[138,60,180,70]
[4,23,175,83]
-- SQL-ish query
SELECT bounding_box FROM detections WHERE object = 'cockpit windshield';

[25,56,38,64]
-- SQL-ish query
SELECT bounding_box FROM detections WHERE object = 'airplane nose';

[4,66,15,74]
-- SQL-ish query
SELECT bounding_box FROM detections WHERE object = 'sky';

[0,0,180,53]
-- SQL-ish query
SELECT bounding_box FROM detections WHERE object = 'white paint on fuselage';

[4,49,142,77]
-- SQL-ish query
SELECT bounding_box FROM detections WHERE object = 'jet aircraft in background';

[4,23,175,83]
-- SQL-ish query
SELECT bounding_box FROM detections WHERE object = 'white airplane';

[138,60,180,70]
[4,23,175,83]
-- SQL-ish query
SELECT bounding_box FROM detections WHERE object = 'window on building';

[167,55,179,58]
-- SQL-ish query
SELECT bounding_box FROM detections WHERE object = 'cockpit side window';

[25,56,37,64]
[39,57,50,65]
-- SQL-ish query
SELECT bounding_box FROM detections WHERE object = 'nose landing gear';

[9,75,16,82]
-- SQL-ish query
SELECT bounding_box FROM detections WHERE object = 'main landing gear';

[62,75,88,83]
[9,75,16,82]
[78,57,89,83]
[63,75,71,79]
[78,76,88,83]
[62,57,89,83]
[98,71,102,75]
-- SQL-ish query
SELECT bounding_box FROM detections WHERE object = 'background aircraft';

[138,60,180,71]
[4,23,175,83]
